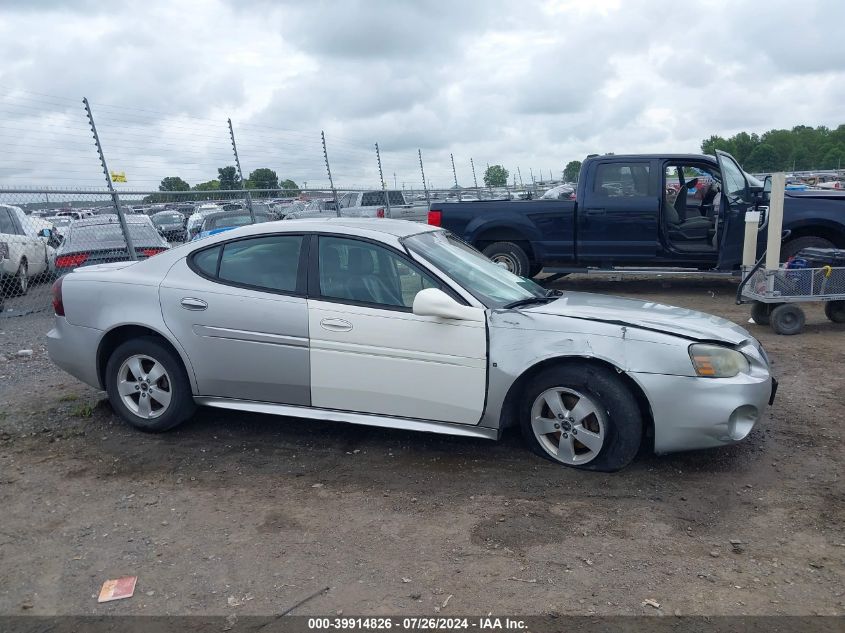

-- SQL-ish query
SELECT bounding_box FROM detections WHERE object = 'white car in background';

[0,204,52,296]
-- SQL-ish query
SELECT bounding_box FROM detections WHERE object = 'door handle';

[585,208,606,216]
[320,317,352,332]
[180,297,208,311]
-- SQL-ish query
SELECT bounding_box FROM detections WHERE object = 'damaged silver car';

[47,219,775,471]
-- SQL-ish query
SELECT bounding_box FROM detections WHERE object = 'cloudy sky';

[1,0,844,191]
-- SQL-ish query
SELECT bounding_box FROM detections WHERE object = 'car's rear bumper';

[46,317,104,389]
[630,371,773,454]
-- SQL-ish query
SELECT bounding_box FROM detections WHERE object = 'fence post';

[322,131,340,216]
[227,118,256,222]
[470,157,479,192]
[517,167,524,187]
[374,143,391,216]
[418,149,430,206]
[83,97,137,260]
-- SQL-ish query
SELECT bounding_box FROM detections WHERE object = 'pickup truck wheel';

[780,236,834,261]
[520,364,642,472]
[482,242,530,277]
[105,337,196,432]
[770,304,805,335]
[528,264,544,278]
[824,301,845,324]
[12,260,28,297]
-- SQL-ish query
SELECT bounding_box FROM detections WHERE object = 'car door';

[307,234,487,425]
[159,233,312,404]
[715,151,754,270]
[577,160,660,263]
[11,208,48,275]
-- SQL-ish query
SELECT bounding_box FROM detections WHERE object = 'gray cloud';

[0,0,844,189]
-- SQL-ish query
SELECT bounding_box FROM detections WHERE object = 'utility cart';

[737,173,845,335]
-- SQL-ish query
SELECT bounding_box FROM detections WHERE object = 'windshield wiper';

[503,296,557,309]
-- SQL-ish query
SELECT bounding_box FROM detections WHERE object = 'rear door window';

[215,235,305,293]
[0,208,16,235]
[593,163,651,197]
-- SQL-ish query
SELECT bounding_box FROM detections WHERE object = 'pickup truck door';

[714,151,754,270]
[577,159,661,263]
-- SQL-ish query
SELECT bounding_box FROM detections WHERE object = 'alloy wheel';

[117,354,173,419]
[530,387,606,465]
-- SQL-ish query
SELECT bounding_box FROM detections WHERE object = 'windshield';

[404,231,546,308]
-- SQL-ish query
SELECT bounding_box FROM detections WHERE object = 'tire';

[105,336,196,432]
[780,236,835,262]
[824,300,845,324]
[528,263,544,278]
[750,301,775,326]
[520,364,642,472]
[482,241,530,277]
[12,259,28,296]
[770,304,805,335]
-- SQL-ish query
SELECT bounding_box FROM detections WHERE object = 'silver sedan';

[46,219,775,471]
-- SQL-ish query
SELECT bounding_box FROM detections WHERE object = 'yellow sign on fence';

[110,171,127,182]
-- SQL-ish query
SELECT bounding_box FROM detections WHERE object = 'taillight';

[141,248,165,257]
[51,275,65,316]
[56,253,89,269]
[376,208,385,218]
[428,210,442,226]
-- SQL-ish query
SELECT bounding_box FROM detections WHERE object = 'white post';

[742,210,761,268]
[765,173,786,273]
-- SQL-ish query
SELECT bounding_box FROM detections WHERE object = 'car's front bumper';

[46,317,104,389]
[630,370,774,454]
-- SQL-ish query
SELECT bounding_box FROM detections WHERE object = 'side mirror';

[412,288,484,322]
[38,228,52,238]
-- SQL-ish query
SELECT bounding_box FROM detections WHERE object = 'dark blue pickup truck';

[428,151,845,278]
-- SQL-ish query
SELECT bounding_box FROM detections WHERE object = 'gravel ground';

[0,275,842,617]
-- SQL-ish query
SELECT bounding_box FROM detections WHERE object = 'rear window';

[69,223,161,245]
[153,213,183,225]
[206,213,269,230]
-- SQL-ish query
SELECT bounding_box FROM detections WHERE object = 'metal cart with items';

[736,173,845,335]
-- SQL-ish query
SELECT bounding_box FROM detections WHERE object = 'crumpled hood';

[524,291,750,345]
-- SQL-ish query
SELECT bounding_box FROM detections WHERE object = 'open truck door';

[715,150,756,271]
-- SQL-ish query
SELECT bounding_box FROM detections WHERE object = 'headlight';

[689,344,750,378]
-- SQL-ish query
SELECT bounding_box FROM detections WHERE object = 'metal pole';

[418,149,430,206]
[375,143,390,216]
[321,131,340,216]
[470,158,479,191]
[83,97,136,260]
[450,153,459,189]
[517,167,524,187]
[228,118,255,222]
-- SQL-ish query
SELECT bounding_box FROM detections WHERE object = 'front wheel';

[105,336,196,432]
[12,260,28,296]
[780,236,834,261]
[482,241,530,277]
[770,303,805,335]
[520,364,642,471]
[824,300,845,324]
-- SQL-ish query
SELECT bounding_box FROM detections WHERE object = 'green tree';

[821,147,844,170]
[279,179,300,195]
[246,168,279,196]
[744,144,779,172]
[159,176,190,192]
[217,166,241,193]
[563,160,582,183]
[192,179,220,201]
[483,164,509,187]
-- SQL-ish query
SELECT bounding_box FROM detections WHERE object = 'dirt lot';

[0,276,843,617]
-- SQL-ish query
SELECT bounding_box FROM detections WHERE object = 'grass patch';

[71,403,95,418]
[58,394,79,402]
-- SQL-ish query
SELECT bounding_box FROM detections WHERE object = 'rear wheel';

[13,260,28,296]
[824,300,845,324]
[780,236,834,261]
[482,241,530,277]
[105,336,196,432]
[750,301,775,326]
[770,303,805,335]
[520,364,642,472]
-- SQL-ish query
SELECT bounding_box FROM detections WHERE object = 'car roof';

[196,217,439,242]
[73,214,152,227]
